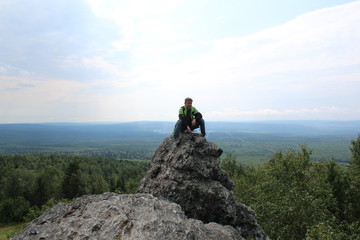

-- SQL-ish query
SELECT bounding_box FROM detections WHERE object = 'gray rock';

[137,133,269,240]
[11,133,269,240]
[11,193,244,240]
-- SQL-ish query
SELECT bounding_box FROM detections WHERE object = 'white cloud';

[1,0,360,122]
[180,1,360,119]
[0,63,35,78]
[205,1,360,79]
[205,107,360,121]
[86,0,183,46]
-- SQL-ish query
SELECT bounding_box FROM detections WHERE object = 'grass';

[0,223,25,240]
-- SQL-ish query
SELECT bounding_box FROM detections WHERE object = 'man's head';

[184,97,193,110]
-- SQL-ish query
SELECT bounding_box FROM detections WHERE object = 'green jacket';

[178,106,202,124]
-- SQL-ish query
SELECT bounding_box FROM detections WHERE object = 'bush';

[0,198,30,223]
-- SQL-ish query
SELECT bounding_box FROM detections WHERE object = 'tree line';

[1,135,360,240]
[221,134,360,240]
[0,154,149,223]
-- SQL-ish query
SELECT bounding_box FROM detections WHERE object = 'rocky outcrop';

[11,133,269,240]
[137,133,268,240]
[11,193,244,240]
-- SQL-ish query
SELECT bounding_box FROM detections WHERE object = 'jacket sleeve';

[194,112,202,120]
[178,107,186,120]
[193,107,202,120]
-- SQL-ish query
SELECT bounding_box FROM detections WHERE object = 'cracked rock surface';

[11,193,244,240]
[11,133,269,240]
[137,133,268,240]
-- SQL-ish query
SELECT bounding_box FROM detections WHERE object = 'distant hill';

[0,121,359,164]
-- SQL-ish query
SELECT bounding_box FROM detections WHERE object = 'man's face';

[185,100,192,110]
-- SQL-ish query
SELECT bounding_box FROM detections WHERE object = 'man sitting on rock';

[173,97,206,138]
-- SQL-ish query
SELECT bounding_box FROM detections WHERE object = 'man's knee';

[193,119,204,130]
[196,118,204,125]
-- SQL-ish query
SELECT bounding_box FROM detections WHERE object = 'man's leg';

[173,119,182,138]
[192,119,206,137]
[199,119,206,137]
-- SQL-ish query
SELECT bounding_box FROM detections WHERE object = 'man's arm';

[193,107,202,120]
[178,107,186,120]
[194,112,202,120]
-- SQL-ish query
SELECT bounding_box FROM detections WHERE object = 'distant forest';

[0,135,359,239]
[221,135,360,240]
[0,121,360,239]
[1,121,359,164]
[0,154,149,223]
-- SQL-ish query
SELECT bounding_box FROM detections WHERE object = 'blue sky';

[0,0,359,123]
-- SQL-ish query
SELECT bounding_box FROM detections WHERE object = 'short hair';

[184,97,193,103]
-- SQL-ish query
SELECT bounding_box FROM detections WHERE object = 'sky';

[0,0,360,123]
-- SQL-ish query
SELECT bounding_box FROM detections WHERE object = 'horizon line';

[1,119,360,125]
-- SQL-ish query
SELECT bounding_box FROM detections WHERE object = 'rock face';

[137,133,268,240]
[11,193,245,240]
[12,133,269,240]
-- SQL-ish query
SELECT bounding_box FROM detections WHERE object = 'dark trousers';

[173,119,206,137]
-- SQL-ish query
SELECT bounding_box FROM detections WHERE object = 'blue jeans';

[173,119,206,137]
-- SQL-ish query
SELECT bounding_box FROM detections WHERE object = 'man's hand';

[191,119,196,126]
[186,126,191,132]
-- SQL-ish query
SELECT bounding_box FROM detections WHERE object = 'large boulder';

[10,193,244,240]
[11,133,269,240]
[137,133,268,240]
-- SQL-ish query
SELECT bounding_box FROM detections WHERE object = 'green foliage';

[62,160,86,199]
[33,167,62,206]
[347,134,360,222]
[109,173,126,193]
[229,142,360,240]
[220,154,245,179]
[24,198,69,223]
[0,198,30,223]
[325,160,349,220]
[1,169,36,200]
[2,134,360,239]
[305,222,339,240]
[92,174,109,194]
[306,221,360,240]
[350,134,360,165]
[0,223,26,240]
[259,147,336,239]
[215,132,354,165]
[0,153,149,224]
